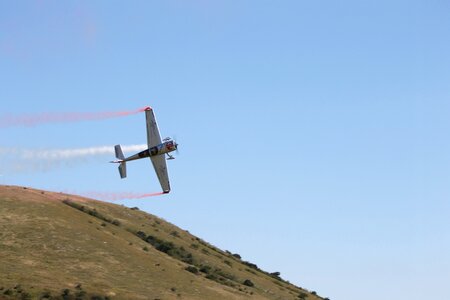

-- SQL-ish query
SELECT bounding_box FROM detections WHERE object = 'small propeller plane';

[110,107,177,193]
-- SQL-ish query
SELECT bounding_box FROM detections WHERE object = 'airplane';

[110,106,177,193]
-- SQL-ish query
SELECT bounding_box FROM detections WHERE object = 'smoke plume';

[80,191,165,201]
[0,106,149,128]
[0,144,147,173]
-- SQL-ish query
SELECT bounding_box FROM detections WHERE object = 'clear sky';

[1,1,449,299]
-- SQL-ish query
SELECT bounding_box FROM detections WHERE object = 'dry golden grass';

[0,185,324,300]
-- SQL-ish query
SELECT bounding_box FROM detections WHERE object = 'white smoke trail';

[20,144,147,160]
[0,144,147,173]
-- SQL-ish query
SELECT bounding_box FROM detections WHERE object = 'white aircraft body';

[111,107,177,193]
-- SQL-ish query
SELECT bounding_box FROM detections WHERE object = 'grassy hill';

[0,185,325,300]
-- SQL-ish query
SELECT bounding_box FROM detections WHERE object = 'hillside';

[0,185,324,300]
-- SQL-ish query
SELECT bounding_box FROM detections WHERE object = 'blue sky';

[1,1,449,299]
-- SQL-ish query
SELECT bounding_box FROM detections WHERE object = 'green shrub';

[215,269,235,281]
[136,231,196,264]
[243,279,254,287]
[61,288,70,300]
[62,200,117,226]
[242,261,258,269]
[13,284,22,292]
[41,290,52,298]
[181,253,194,265]
[205,274,218,281]
[75,290,87,299]
[185,266,199,274]
[20,292,32,300]
[3,289,13,295]
[155,240,175,253]
[200,265,212,274]
[136,230,147,240]
[232,253,241,259]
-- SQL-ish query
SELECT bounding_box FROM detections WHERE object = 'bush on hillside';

[199,265,212,274]
[61,288,70,300]
[242,261,258,270]
[41,290,52,299]
[91,296,111,300]
[136,230,147,240]
[205,274,218,281]
[215,269,235,281]
[185,266,199,274]
[243,279,254,287]
[232,253,241,259]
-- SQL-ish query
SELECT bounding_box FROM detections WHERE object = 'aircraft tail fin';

[115,145,127,179]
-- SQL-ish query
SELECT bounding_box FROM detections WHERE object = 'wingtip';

[138,106,152,112]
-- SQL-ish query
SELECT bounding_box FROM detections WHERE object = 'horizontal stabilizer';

[115,145,125,160]
[118,161,127,179]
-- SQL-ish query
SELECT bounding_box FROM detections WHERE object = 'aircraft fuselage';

[123,140,177,162]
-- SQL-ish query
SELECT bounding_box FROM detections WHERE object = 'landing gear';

[167,154,175,160]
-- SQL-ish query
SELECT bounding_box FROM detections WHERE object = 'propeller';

[173,135,179,155]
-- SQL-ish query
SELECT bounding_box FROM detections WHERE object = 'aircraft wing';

[145,108,162,148]
[150,155,171,193]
